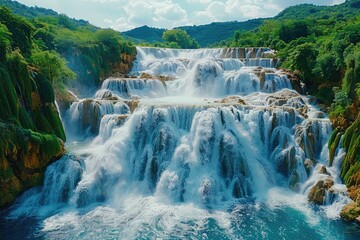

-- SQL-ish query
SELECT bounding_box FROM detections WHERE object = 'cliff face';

[57,38,137,98]
[336,115,360,221]
[0,124,65,207]
[0,52,65,208]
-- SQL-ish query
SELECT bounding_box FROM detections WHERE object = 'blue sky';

[15,0,345,31]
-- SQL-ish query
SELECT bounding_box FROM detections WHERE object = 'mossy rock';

[341,116,360,185]
[0,122,65,208]
[341,202,360,222]
[328,128,342,166]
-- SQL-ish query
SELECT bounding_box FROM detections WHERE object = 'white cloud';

[155,3,187,21]
[124,1,155,25]
[103,18,113,24]
[112,17,136,31]
[187,0,213,3]
[16,0,346,31]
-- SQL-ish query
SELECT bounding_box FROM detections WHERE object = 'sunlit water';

[1,47,360,239]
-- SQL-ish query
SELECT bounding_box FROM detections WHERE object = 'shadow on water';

[0,209,44,240]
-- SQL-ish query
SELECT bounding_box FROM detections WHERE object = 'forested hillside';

[178,19,264,47]
[123,19,264,47]
[0,1,136,208]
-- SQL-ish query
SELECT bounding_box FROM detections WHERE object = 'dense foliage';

[30,17,135,95]
[0,6,66,139]
[162,29,199,49]
[1,1,136,97]
[0,6,67,206]
[123,19,264,47]
[137,29,200,49]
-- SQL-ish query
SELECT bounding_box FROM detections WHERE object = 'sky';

[15,0,345,32]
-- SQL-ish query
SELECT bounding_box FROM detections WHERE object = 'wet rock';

[0,132,65,208]
[319,165,329,175]
[111,72,125,78]
[356,216,360,225]
[81,99,101,134]
[156,75,175,82]
[279,68,302,94]
[289,171,301,192]
[97,90,119,101]
[340,202,360,222]
[55,88,78,113]
[298,106,309,119]
[308,178,334,205]
[140,72,154,79]
[304,158,315,176]
[125,99,140,113]
[216,96,246,105]
[313,111,325,118]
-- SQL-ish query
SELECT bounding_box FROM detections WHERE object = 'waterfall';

[6,47,352,239]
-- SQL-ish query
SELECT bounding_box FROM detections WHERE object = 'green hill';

[275,1,360,20]
[0,0,92,28]
[122,25,165,43]
[177,19,264,47]
[122,19,264,47]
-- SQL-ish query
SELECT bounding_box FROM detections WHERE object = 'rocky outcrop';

[0,124,65,207]
[55,87,78,114]
[340,201,360,222]
[328,114,360,221]
[308,178,334,205]
[0,55,66,208]
[279,68,303,94]
[63,46,136,97]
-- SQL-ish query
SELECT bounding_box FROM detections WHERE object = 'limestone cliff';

[335,115,360,221]
[0,52,65,208]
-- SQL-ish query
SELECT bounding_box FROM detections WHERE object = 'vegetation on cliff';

[0,1,137,207]
[0,7,67,207]
[1,0,136,97]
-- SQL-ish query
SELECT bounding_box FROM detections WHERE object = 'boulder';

[140,72,154,79]
[308,178,334,205]
[319,165,329,175]
[304,158,315,176]
[340,202,360,222]
[0,128,65,208]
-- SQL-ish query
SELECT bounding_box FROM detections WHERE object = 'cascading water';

[1,47,358,239]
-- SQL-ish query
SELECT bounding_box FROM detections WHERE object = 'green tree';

[162,29,199,49]
[95,29,122,63]
[277,20,310,43]
[0,7,34,56]
[31,50,76,84]
[342,47,360,100]
[286,43,318,86]
[33,27,56,50]
[313,53,340,83]
[329,87,351,118]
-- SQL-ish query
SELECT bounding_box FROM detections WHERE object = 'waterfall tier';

[6,47,352,239]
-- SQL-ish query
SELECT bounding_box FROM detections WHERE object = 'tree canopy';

[162,29,199,49]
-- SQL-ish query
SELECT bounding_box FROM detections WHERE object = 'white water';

[6,47,354,239]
